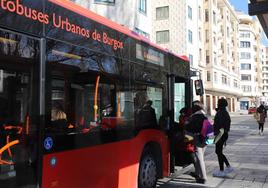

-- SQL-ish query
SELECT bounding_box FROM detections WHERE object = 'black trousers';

[215,132,230,171]
[259,123,264,132]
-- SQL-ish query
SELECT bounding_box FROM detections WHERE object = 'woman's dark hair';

[218,98,228,108]
[179,107,187,114]
[257,104,264,113]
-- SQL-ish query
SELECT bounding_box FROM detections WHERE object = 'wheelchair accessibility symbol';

[44,137,53,150]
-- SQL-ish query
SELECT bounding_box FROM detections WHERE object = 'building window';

[206,50,209,64]
[240,32,250,38]
[207,71,211,81]
[227,78,230,86]
[188,6,192,19]
[241,63,251,70]
[134,27,150,38]
[242,85,252,92]
[240,41,251,48]
[94,0,115,4]
[156,6,169,20]
[213,11,216,25]
[222,74,227,85]
[199,48,202,61]
[205,30,209,42]
[188,30,193,43]
[189,54,193,66]
[234,80,238,88]
[205,9,209,22]
[240,52,251,59]
[156,30,169,43]
[214,72,217,83]
[241,74,251,81]
[198,6,202,20]
[221,43,224,51]
[139,0,147,14]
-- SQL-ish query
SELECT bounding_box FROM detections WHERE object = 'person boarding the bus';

[185,100,207,184]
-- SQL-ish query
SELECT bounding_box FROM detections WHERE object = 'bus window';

[47,67,135,134]
[134,86,163,129]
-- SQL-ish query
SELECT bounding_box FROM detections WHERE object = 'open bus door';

[173,76,193,167]
[169,74,205,172]
[168,74,192,172]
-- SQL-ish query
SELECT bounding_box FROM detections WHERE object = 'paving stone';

[254,178,266,183]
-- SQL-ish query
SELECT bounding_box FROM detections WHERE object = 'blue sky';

[229,0,248,14]
[229,0,268,46]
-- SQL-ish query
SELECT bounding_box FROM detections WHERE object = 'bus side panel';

[42,130,169,188]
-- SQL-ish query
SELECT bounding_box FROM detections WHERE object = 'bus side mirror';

[194,79,204,96]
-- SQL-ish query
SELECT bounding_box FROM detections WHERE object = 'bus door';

[0,29,42,187]
[169,75,192,171]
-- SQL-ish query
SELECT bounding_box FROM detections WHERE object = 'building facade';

[260,45,267,105]
[238,13,264,111]
[151,0,242,115]
[263,47,268,101]
[70,0,152,38]
[150,0,187,56]
[198,0,241,115]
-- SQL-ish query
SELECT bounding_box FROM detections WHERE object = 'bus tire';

[138,149,158,188]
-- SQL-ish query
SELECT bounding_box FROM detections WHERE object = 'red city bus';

[0,0,197,187]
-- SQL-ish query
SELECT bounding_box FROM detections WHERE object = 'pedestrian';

[213,98,233,177]
[136,100,157,129]
[175,107,195,166]
[178,107,191,130]
[256,104,267,135]
[185,100,207,184]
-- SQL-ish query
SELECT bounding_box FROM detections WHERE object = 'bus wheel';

[138,151,157,188]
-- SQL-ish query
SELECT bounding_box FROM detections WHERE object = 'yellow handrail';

[0,140,19,165]
[94,75,100,122]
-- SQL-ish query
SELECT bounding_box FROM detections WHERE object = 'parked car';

[248,107,257,114]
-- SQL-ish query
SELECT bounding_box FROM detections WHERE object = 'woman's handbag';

[254,113,260,121]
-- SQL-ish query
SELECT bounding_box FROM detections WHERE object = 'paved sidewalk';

[159,128,268,187]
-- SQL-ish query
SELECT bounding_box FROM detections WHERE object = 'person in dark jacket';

[256,104,267,135]
[185,100,207,184]
[213,98,233,177]
[136,100,157,129]
[178,107,191,131]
